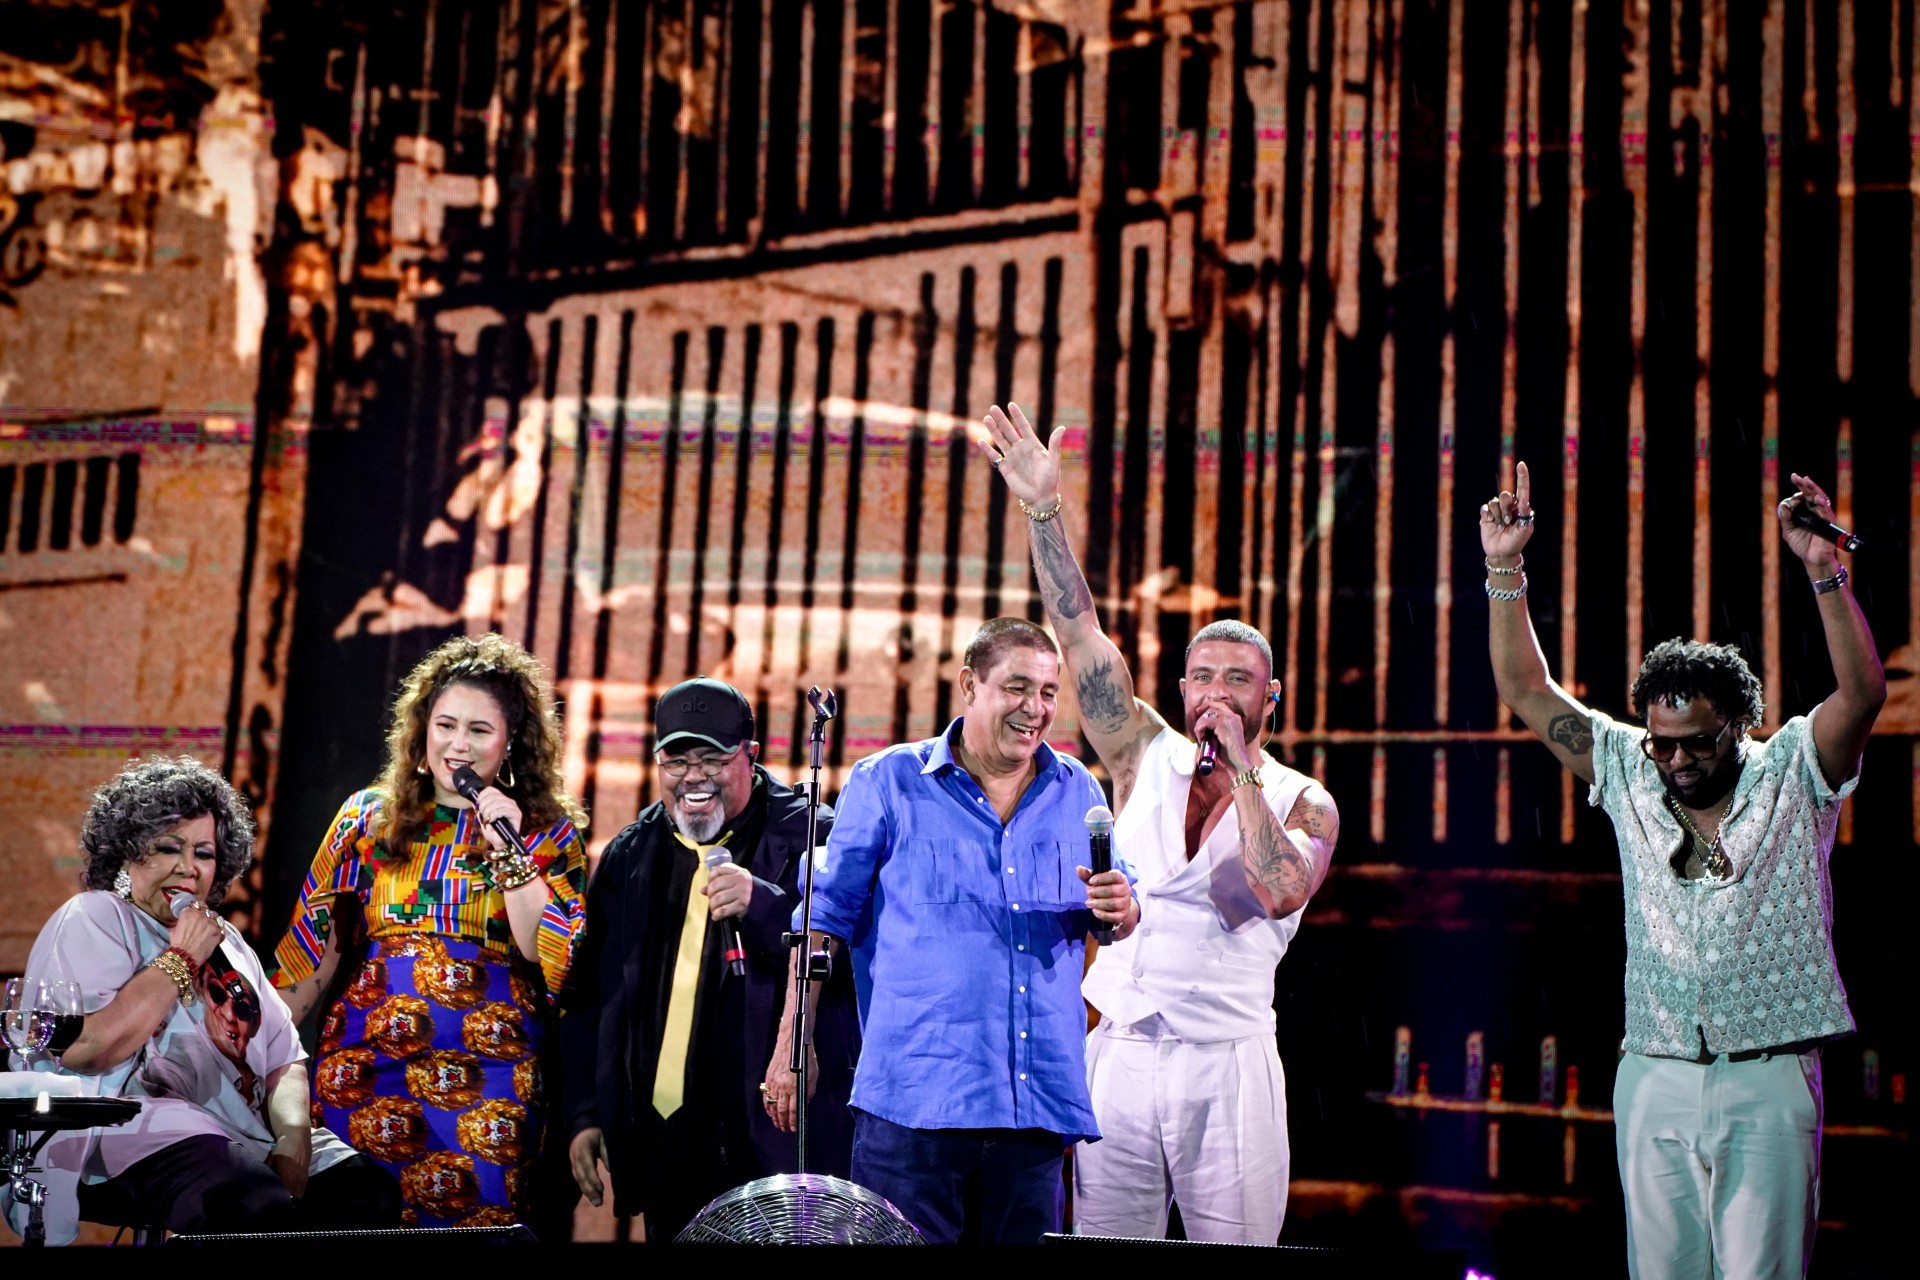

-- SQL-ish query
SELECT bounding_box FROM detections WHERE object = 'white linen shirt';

[1587,708,1858,1058]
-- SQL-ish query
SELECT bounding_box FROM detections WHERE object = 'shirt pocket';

[895,837,971,905]
[1024,840,1086,911]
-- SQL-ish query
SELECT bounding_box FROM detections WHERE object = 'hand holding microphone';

[165,890,251,1014]
[1081,805,1136,942]
[450,765,529,857]
[700,849,751,977]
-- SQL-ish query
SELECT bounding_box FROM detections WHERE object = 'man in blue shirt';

[775,617,1138,1243]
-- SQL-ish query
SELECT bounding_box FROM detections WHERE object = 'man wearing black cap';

[559,677,860,1241]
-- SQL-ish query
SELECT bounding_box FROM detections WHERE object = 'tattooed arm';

[983,403,1165,786]
[1235,780,1338,920]
[1481,461,1597,783]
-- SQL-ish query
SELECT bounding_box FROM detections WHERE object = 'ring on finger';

[1514,514,1535,526]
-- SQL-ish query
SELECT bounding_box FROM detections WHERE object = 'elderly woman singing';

[7,757,399,1243]
[268,633,588,1229]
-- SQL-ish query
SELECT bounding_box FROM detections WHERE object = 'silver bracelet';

[1484,574,1528,602]
[1484,555,1523,576]
[1810,565,1849,595]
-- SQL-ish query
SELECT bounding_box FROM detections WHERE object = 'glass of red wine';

[40,980,84,1060]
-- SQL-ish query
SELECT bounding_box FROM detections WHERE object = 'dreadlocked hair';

[1630,637,1766,727]
[371,632,587,858]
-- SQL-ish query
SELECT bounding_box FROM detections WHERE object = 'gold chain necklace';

[1664,792,1733,880]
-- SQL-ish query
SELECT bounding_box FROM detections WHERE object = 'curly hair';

[79,756,256,904]
[1630,637,1766,726]
[372,632,587,857]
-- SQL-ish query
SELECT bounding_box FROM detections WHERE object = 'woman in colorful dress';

[268,633,588,1229]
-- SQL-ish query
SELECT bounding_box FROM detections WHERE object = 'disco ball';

[675,1173,926,1244]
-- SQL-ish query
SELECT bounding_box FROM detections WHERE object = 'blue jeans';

[850,1109,1065,1244]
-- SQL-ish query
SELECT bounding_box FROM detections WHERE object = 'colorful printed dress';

[269,789,586,1228]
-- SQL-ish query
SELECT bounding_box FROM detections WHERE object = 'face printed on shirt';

[197,964,262,1066]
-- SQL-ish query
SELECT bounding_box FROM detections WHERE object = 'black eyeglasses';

[656,744,747,777]
[1640,719,1737,763]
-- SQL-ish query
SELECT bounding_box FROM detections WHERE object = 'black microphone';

[1196,734,1217,777]
[1085,804,1116,945]
[450,764,534,861]
[1789,501,1863,552]
[702,846,750,977]
[165,890,254,1016]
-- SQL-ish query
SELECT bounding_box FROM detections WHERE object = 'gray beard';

[672,799,725,843]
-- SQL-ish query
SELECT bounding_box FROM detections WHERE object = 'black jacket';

[559,766,858,1216]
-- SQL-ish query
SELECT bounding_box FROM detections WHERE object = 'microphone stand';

[788,686,837,1174]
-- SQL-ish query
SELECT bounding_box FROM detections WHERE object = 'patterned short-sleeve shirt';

[1587,708,1858,1058]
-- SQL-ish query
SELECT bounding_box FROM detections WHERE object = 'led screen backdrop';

[2,0,1914,1259]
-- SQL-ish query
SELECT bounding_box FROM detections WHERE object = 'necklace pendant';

[1704,839,1731,880]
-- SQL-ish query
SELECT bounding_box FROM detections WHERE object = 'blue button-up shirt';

[800,720,1120,1141]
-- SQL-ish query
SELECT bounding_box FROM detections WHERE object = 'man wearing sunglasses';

[559,677,860,1241]
[1482,464,1886,1280]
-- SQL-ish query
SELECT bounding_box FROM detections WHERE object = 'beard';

[1660,756,1742,809]
[671,793,727,843]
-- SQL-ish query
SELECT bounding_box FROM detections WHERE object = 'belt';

[1712,1038,1822,1064]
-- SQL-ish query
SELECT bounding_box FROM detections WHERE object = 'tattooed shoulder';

[1547,713,1593,755]
[1285,786,1340,844]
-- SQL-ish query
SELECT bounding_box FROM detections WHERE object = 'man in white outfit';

[981,403,1339,1244]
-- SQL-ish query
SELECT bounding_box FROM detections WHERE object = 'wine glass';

[39,979,83,1059]
[2,977,54,1064]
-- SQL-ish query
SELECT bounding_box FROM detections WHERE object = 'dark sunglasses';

[1640,719,1737,763]
[206,970,258,1023]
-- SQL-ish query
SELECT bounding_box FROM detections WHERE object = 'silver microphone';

[703,847,749,978]
[1084,805,1116,945]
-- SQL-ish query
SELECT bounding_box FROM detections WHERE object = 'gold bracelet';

[147,949,196,1005]
[491,852,541,891]
[1019,495,1063,523]
[1231,767,1264,790]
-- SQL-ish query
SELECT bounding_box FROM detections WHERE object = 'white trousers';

[1073,1015,1288,1244]
[1614,1049,1823,1280]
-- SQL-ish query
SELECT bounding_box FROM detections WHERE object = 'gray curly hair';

[79,756,256,904]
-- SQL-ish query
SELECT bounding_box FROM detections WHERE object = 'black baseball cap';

[654,677,756,753]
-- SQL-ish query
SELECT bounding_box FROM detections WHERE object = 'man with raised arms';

[1480,462,1883,1279]
[982,403,1340,1245]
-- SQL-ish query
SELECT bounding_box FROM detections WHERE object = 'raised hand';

[1776,472,1842,574]
[981,403,1064,509]
[1480,460,1536,560]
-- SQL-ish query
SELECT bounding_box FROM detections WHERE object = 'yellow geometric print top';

[269,789,587,999]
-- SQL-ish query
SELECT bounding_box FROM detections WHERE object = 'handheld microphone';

[1789,501,1863,552]
[1084,805,1116,945]
[702,847,750,977]
[1196,735,1217,777]
[450,764,534,861]
[165,890,253,1015]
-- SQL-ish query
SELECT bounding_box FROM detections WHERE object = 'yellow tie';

[652,830,730,1117]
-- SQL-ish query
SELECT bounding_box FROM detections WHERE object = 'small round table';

[1,1095,139,1247]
